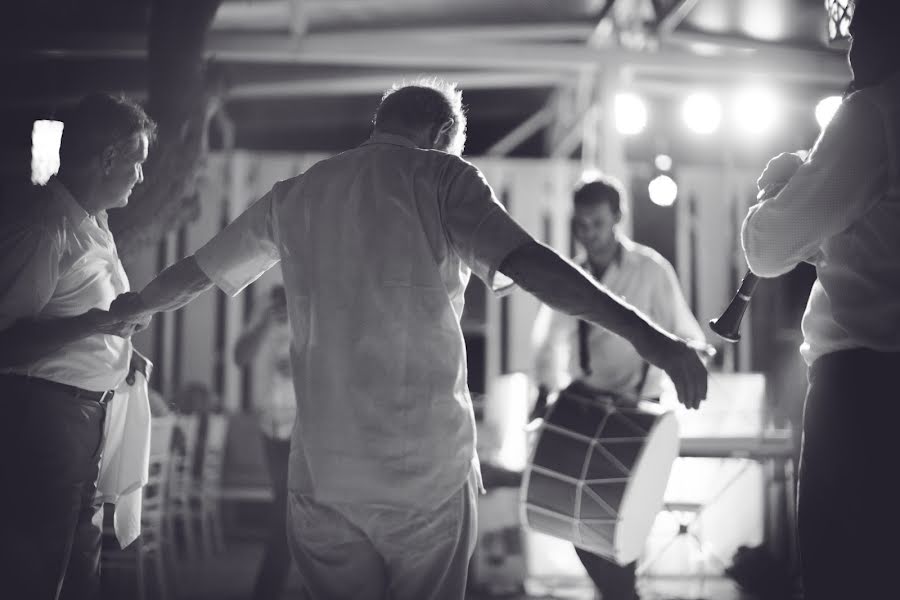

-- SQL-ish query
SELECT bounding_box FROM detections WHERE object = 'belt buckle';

[99,389,115,404]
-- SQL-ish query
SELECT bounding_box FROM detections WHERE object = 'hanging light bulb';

[615,92,648,136]
[648,174,678,206]
[683,92,721,135]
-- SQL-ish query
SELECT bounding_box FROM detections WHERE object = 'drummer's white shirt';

[742,73,900,366]
[532,235,705,399]
[195,133,533,510]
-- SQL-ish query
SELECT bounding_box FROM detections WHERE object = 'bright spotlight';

[615,92,648,136]
[735,87,778,136]
[683,92,721,135]
[654,154,673,172]
[31,120,64,185]
[648,174,678,206]
[815,95,843,129]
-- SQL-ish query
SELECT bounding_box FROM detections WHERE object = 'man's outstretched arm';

[111,255,215,319]
[500,240,708,409]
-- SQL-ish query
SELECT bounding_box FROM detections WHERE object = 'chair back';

[144,415,176,528]
[200,414,229,493]
[168,414,201,496]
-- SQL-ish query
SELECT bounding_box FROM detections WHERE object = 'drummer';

[532,174,707,600]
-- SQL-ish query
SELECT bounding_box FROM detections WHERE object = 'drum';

[520,385,679,565]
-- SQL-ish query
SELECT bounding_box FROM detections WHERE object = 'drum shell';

[520,388,679,564]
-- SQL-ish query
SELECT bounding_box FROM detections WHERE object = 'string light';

[648,174,678,206]
[734,87,778,136]
[682,92,722,135]
[615,92,648,136]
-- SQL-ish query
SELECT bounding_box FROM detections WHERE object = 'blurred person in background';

[234,284,296,600]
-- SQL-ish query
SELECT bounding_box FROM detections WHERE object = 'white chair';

[103,415,176,600]
[197,413,229,556]
[166,413,202,559]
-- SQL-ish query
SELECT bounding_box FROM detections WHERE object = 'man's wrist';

[78,308,108,333]
[630,318,671,362]
[133,292,158,317]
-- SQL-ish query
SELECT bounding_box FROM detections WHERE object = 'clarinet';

[709,184,783,342]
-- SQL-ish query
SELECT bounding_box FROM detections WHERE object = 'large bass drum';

[520,385,679,565]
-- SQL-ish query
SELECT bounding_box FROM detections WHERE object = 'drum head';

[612,409,679,564]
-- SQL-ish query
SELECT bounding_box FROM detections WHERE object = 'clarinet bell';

[710,271,760,343]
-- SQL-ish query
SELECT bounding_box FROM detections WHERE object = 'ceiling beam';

[485,104,555,156]
[214,6,597,42]
[227,71,566,99]
[0,70,564,108]
[654,0,701,35]
[14,28,850,86]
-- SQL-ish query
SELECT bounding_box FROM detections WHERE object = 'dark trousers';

[798,349,900,600]
[251,435,292,600]
[575,548,638,600]
[0,375,107,600]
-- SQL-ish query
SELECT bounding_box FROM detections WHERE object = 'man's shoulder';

[429,153,487,189]
[834,85,887,129]
[621,238,671,270]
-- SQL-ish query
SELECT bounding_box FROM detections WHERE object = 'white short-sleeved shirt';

[0,178,131,391]
[533,236,705,399]
[195,133,534,508]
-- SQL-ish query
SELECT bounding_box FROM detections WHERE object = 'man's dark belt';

[3,374,115,404]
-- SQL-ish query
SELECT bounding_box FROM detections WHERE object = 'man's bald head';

[373,79,467,156]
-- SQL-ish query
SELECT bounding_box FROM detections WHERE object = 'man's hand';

[110,292,152,321]
[109,291,153,334]
[84,307,151,338]
[756,152,804,194]
[641,335,708,410]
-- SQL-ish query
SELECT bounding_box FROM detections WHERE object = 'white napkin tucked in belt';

[95,353,152,548]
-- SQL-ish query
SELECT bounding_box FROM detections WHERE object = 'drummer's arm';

[655,259,707,345]
[531,304,558,418]
[531,305,567,386]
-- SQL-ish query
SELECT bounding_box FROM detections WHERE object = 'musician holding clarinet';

[739,2,900,598]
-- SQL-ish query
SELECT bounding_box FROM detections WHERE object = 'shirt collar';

[362,132,420,149]
[46,176,91,227]
[581,236,626,274]
[611,238,625,267]
[614,234,639,266]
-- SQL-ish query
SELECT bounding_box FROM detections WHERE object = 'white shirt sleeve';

[741,92,888,278]
[194,184,284,297]
[440,160,534,294]
[654,259,706,343]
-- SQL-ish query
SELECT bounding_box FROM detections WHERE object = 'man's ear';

[433,118,455,146]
